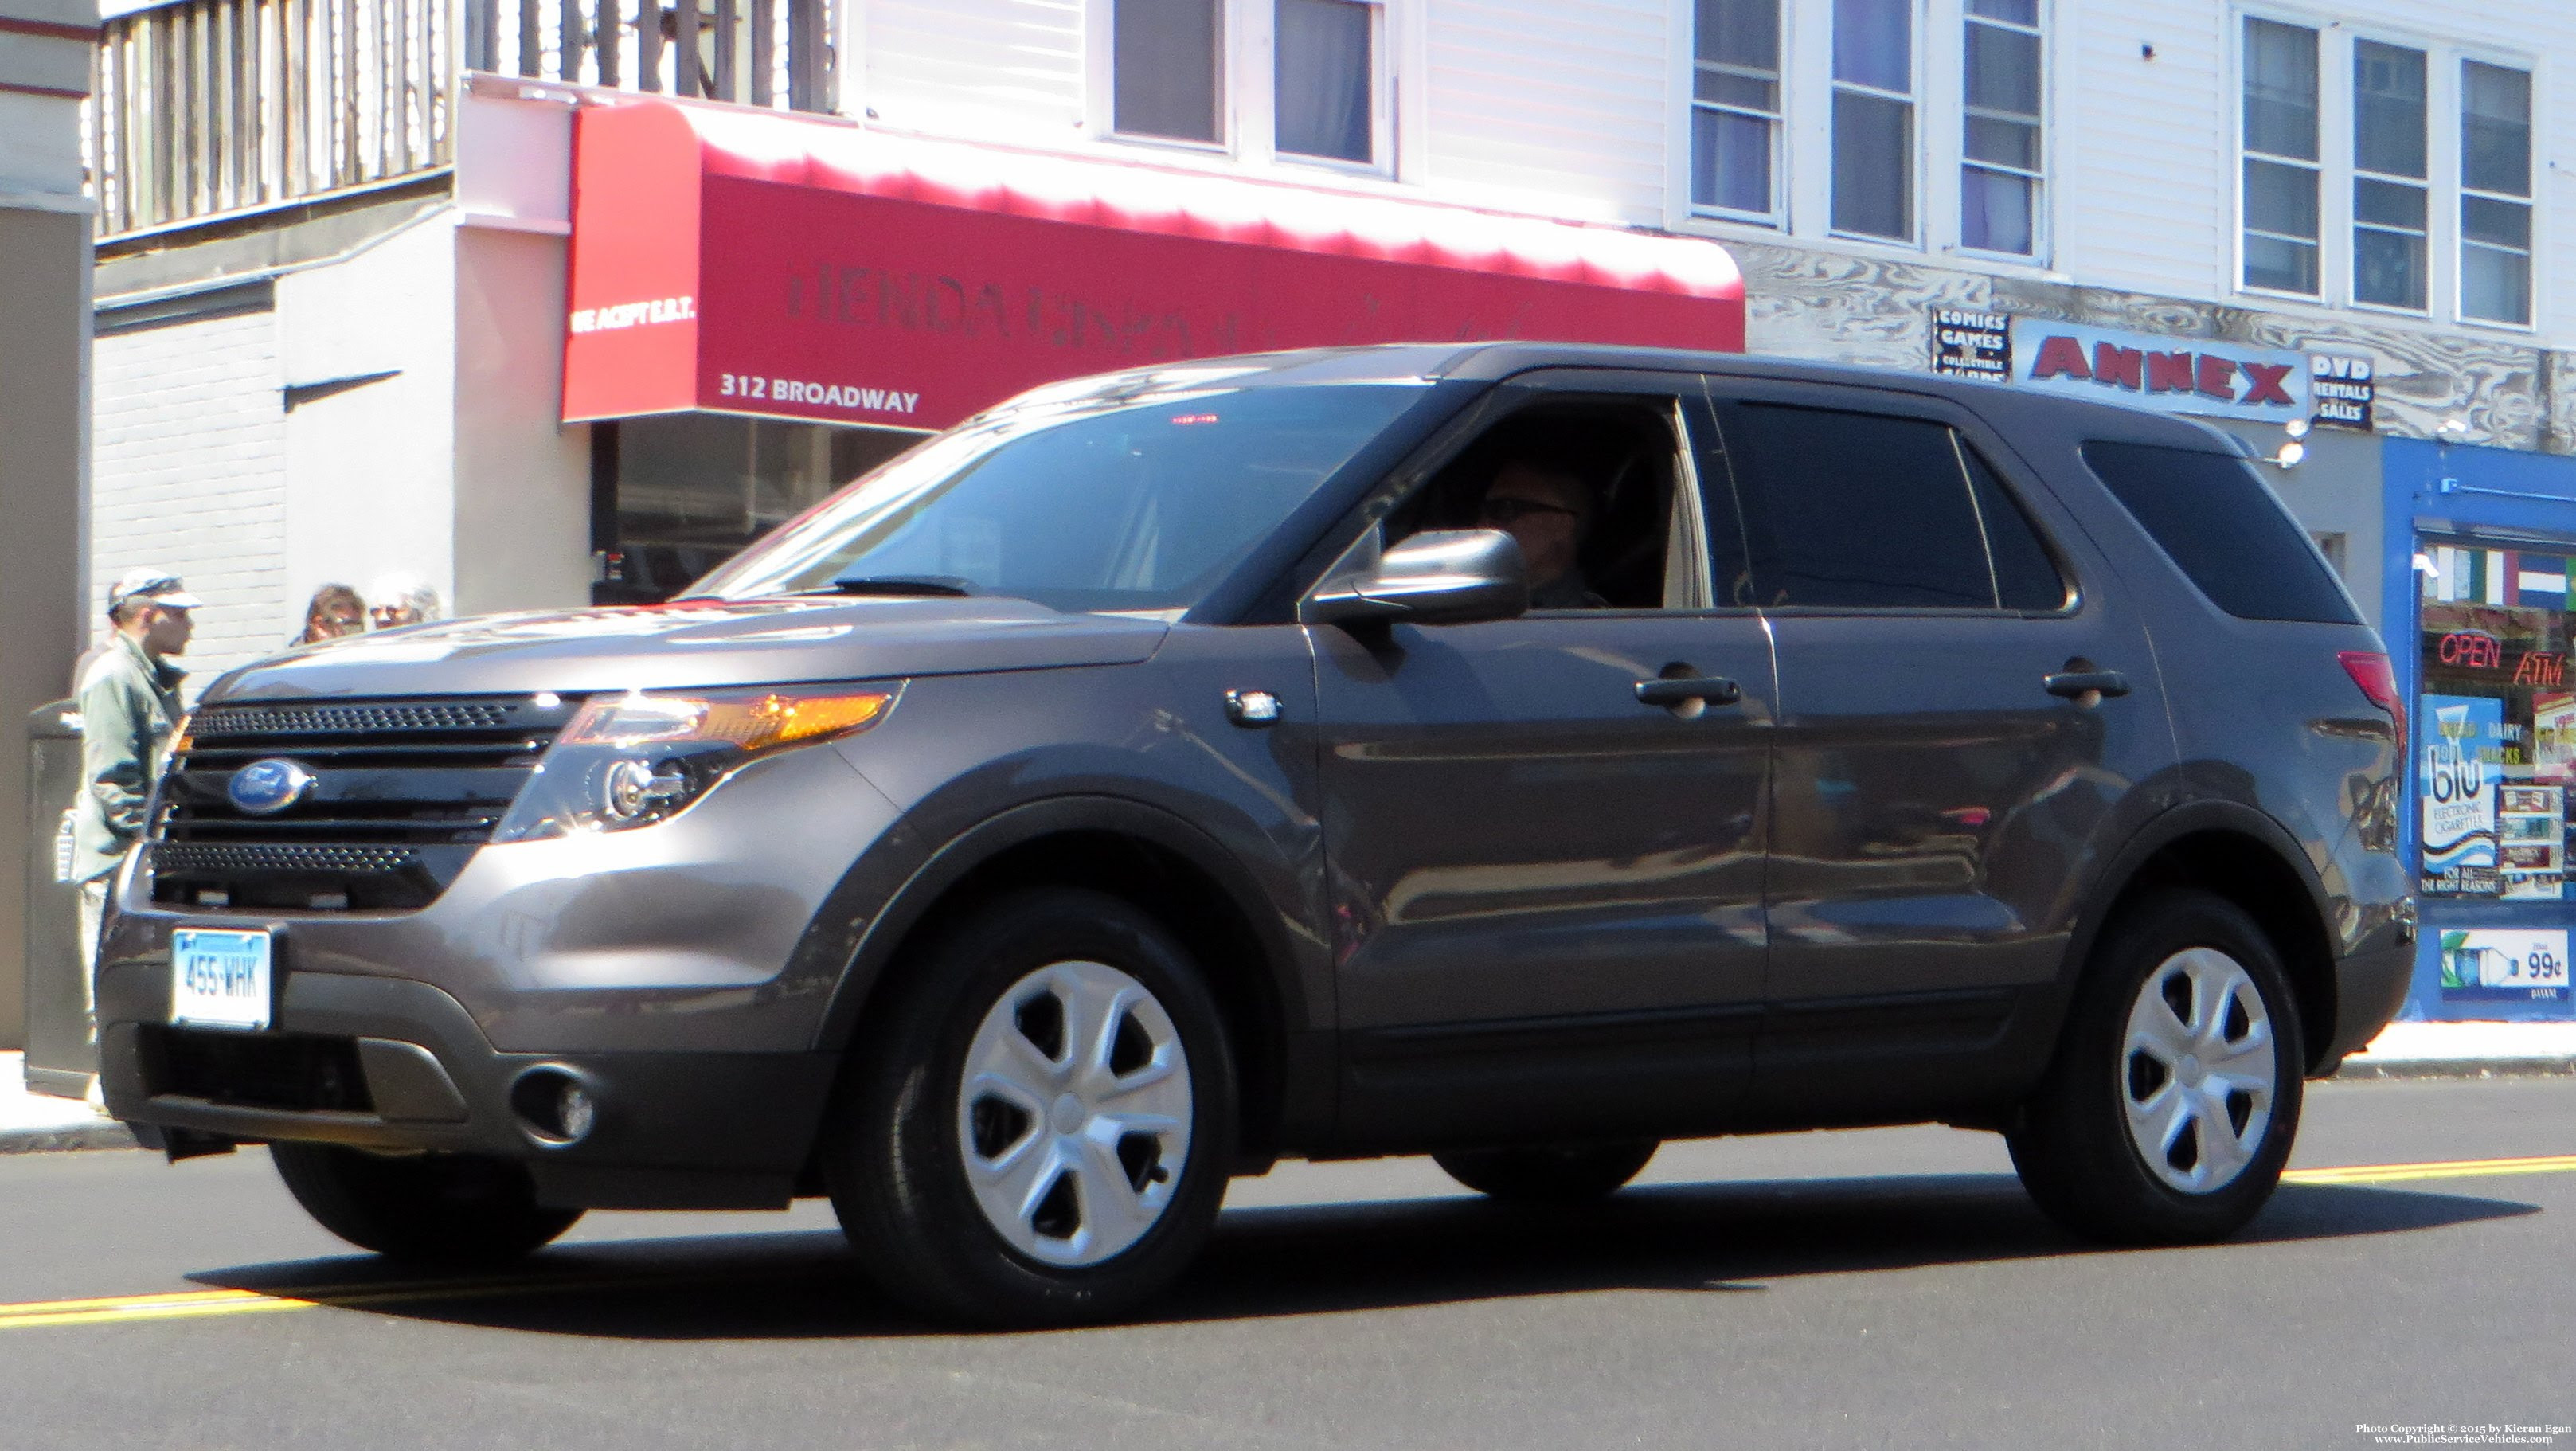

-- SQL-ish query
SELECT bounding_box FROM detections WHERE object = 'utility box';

[23,700,88,1098]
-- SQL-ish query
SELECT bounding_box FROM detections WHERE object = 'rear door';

[1699,377,2179,1117]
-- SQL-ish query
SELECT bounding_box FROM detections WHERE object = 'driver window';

[1392,397,1715,612]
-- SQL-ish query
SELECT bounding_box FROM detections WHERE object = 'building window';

[2352,40,2428,311]
[1831,0,1914,241]
[2418,538,2576,901]
[1275,0,1376,164]
[2241,18,2320,295]
[1114,0,1224,145]
[1960,0,2041,255]
[1691,0,1782,220]
[2461,60,2534,326]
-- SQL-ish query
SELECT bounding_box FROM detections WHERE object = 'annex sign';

[2006,319,2312,423]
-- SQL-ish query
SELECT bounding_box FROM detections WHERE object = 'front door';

[1311,373,1776,1145]
[1699,377,2178,1119]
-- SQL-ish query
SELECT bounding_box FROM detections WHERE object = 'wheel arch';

[2062,802,2343,1077]
[808,796,1311,1168]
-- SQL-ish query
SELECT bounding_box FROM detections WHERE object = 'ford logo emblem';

[227,758,316,816]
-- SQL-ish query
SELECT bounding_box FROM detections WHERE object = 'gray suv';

[99,345,2413,1325]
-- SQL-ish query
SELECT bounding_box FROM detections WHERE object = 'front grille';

[189,702,521,737]
[154,842,423,875]
[150,693,576,910]
[143,1027,375,1113]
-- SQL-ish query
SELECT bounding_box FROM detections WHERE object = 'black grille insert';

[151,693,575,911]
[143,1027,375,1113]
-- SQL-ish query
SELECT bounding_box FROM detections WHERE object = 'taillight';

[2339,650,2406,758]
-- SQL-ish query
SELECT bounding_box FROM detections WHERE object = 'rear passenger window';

[1714,401,2066,611]
[1962,447,2070,611]
[2080,441,2361,624]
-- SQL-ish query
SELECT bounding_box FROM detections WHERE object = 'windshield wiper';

[829,574,977,597]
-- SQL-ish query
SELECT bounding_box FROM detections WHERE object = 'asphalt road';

[0,1077,2569,1451]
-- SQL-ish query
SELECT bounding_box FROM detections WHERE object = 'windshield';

[689,381,1432,613]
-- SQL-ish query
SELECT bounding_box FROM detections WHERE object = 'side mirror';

[1302,529,1530,628]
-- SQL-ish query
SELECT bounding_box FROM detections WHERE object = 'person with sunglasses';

[1478,458,1608,610]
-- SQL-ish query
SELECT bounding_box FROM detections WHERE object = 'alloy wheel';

[954,960,1194,1266]
[2118,947,2278,1195]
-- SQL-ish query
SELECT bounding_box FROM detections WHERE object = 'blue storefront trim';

[2381,436,2576,1020]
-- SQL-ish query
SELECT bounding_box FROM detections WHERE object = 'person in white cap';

[365,573,444,631]
[72,569,200,1093]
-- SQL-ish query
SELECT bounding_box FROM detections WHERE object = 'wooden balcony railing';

[88,0,834,240]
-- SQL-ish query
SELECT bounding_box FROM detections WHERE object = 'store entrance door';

[591,415,919,604]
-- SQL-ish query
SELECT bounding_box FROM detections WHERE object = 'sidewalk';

[2331,1019,2576,1080]
[4,1022,2572,1155]
[0,1053,133,1153]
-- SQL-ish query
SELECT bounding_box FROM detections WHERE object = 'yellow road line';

[2282,1152,2576,1186]
[0,1271,706,1332]
[2,1153,2572,1332]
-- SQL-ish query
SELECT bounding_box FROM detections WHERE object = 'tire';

[2007,889,2306,1245]
[1433,1141,1659,1202]
[270,1143,582,1265]
[823,887,1238,1328]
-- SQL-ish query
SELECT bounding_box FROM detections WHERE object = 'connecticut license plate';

[170,928,273,1031]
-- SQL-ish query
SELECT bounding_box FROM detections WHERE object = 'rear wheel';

[2007,890,2304,1244]
[1433,1140,1659,1202]
[824,888,1237,1327]
[269,1143,581,1265]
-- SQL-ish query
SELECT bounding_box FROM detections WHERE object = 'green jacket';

[72,633,185,882]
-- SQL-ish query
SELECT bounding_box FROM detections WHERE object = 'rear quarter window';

[2079,440,2361,625]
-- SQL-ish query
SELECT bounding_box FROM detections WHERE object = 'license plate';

[170,928,273,1031]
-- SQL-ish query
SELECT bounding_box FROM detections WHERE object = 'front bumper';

[96,742,902,1207]
[102,971,838,1207]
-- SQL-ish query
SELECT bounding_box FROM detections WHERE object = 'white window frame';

[2348,33,2433,317]
[1085,0,1401,178]
[1684,0,1788,228]
[2230,10,2543,330]
[1265,0,1396,177]
[1953,0,2046,261]
[2455,49,2539,330]
[2234,10,2325,302]
[1826,0,1922,245]
[1666,1,2060,270]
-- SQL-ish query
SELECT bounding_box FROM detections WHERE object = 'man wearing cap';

[72,570,199,1087]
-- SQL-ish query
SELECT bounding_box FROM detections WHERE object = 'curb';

[2333,1057,2576,1081]
[0,1121,139,1154]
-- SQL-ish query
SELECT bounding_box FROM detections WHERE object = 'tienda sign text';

[2006,318,2312,423]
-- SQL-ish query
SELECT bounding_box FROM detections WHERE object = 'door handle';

[2044,670,2131,700]
[1636,676,1742,707]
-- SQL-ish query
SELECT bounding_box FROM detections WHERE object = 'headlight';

[490,683,899,843]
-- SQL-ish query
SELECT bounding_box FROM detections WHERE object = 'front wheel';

[824,888,1237,1327]
[269,1144,582,1265]
[1433,1141,1659,1202]
[2007,890,2304,1245]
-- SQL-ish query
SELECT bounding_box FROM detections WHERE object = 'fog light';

[508,1066,597,1144]
[557,1082,596,1142]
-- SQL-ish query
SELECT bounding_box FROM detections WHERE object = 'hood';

[204,596,1171,703]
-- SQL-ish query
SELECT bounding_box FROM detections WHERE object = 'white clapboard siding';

[91,307,290,698]
[2052,1,2231,301]
[1420,0,1669,225]
[863,0,1087,139]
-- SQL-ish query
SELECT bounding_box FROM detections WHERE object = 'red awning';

[561,99,1744,430]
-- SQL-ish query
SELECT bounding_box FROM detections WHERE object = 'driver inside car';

[1476,456,1609,609]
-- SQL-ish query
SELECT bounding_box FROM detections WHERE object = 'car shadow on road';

[184,1172,2539,1339]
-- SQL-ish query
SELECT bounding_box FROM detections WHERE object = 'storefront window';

[604,417,917,603]
[2417,535,2576,901]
